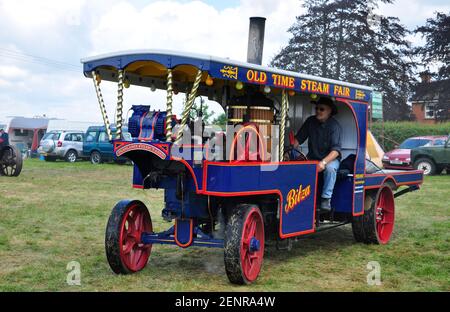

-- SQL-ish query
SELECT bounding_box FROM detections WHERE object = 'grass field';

[0,159,449,291]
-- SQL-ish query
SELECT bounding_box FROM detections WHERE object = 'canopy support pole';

[280,90,289,161]
[175,69,203,144]
[165,69,174,142]
[115,70,124,139]
[91,71,112,141]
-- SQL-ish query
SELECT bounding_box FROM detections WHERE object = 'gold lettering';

[289,77,295,89]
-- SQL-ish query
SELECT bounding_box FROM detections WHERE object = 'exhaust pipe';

[247,17,266,65]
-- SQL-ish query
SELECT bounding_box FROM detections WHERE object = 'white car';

[38,130,84,162]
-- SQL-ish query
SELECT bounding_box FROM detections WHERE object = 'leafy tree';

[415,12,450,79]
[271,0,413,120]
[211,113,227,127]
[415,12,450,122]
[189,97,214,124]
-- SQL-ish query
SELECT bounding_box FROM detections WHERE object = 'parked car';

[83,126,131,164]
[38,130,84,162]
[411,135,450,175]
[382,136,448,170]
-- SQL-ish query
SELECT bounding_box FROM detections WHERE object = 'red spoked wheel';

[375,186,395,244]
[224,204,265,284]
[105,200,152,274]
[352,184,395,245]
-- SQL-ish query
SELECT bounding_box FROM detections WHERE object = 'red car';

[382,136,448,170]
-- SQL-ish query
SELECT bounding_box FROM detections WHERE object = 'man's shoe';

[320,198,332,212]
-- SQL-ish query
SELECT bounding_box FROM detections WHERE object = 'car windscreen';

[431,139,446,146]
[399,139,431,149]
[42,132,61,141]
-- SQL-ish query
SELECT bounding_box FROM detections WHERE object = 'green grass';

[0,159,449,291]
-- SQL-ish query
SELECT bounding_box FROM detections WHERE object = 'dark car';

[411,135,450,175]
[382,136,448,170]
[83,126,131,164]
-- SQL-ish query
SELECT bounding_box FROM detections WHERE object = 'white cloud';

[89,0,300,65]
[1,0,449,123]
[0,0,87,30]
[0,65,28,80]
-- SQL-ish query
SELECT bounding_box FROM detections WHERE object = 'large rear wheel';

[352,185,395,244]
[105,200,152,274]
[224,204,265,284]
[0,146,23,177]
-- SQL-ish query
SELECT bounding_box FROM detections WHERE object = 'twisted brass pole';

[115,69,124,139]
[165,69,174,142]
[280,90,288,161]
[175,69,203,144]
[91,71,112,141]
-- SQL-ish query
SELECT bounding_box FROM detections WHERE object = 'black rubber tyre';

[0,146,22,177]
[224,204,265,285]
[44,156,57,162]
[351,193,370,243]
[413,158,436,175]
[352,185,395,245]
[90,151,102,164]
[105,200,152,274]
[65,150,78,163]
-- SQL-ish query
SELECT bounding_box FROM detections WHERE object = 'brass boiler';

[228,105,274,154]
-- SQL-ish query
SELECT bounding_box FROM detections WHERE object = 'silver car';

[38,131,84,162]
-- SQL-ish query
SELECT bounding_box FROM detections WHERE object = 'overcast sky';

[1,0,449,124]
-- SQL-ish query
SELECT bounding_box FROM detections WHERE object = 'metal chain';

[280,90,288,161]
[91,71,112,141]
[175,69,203,144]
[115,69,124,139]
[165,69,174,142]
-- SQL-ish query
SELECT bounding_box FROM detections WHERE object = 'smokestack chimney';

[247,17,266,65]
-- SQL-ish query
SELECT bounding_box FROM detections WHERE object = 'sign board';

[372,91,383,119]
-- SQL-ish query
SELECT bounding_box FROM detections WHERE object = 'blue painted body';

[83,51,424,249]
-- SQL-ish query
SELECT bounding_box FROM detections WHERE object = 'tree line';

[271,0,450,121]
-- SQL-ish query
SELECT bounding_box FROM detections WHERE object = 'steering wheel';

[283,131,308,161]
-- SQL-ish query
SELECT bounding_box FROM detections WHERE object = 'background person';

[0,127,9,149]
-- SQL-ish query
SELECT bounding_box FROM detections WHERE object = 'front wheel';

[105,200,153,274]
[224,204,265,284]
[413,158,436,175]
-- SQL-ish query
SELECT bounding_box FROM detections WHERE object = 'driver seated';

[292,97,342,212]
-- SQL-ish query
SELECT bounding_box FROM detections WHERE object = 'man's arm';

[318,122,342,172]
[293,117,311,148]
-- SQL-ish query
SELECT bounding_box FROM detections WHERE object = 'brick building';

[411,73,450,124]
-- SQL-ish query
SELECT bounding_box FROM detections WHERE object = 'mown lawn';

[0,159,448,291]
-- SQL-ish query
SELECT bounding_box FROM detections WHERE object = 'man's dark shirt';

[0,132,9,148]
[295,116,342,161]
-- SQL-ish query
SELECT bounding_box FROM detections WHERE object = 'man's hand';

[318,160,326,172]
[293,138,300,148]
